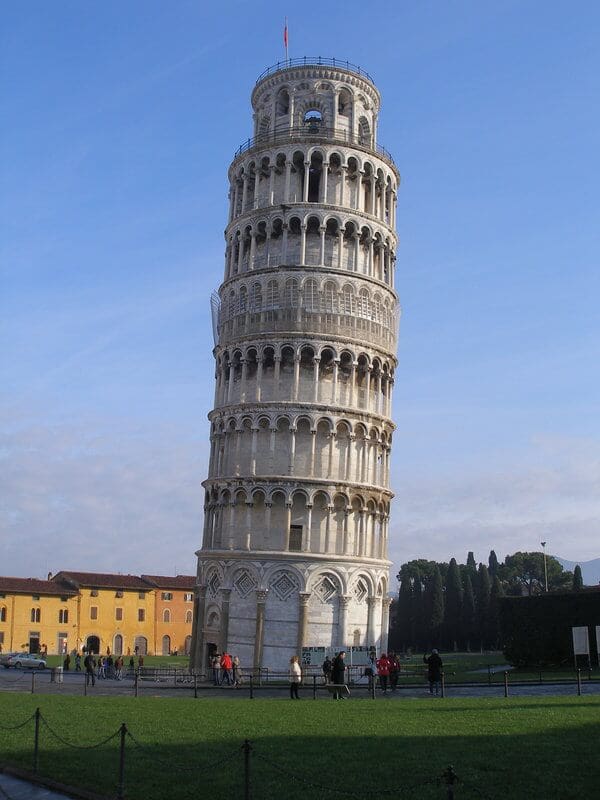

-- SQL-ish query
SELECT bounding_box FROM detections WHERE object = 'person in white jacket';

[289,655,302,699]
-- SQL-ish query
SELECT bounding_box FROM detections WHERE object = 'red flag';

[283,22,288,48]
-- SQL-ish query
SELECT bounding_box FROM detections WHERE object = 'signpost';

[572,626,590,670]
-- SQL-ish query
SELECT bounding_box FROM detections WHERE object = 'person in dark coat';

[322,656,332,684]
[423,649,443,695]
[331,651,346,700]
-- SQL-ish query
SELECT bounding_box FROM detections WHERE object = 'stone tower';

[191,58,399,673]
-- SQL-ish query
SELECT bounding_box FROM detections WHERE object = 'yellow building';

[142,575,196,656]
[0,577,78,655]
[0,571,196,657]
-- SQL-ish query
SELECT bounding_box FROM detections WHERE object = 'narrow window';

[115,608,123,621]
[289,525,302,552]
[90,606,98,620]
[138,609,145,622]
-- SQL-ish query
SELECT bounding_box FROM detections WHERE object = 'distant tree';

[476,564,491,649]
[572,565,584,591]
[412,570,425,649]
[444,558,463,650]
[487,575,504,649]
[461,573,477,651]
[395,566,414,651]
[502,551,572,596]
[488,550,499,578]
[467,551,477,573]
[425,565,444,648]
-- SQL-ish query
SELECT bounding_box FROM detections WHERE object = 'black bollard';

[370,674,375,700]
[194,673,198,699]
[116,723,127,800]
[249,675,254,700]
[312,674,317,700]
[504,671,509,698]
[577,668,582,696]
[33,708,40,773]
[441,671,446,698]
[243,739,252,800]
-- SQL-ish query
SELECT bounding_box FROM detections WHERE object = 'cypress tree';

[412,570,424,649]
[572,565,584,591]
[467,551,477,573]
[396,566,414,651]
[444,558,464,650]
[487,575,504,649]
[488,550,499,577]
[476,564,491,650]
[425,565,444,648]
[461,573,476,651]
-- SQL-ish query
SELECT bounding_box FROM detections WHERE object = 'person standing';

[211,653,221,685]
[322,656,332,684]
[389,652,400,691]
[84,653,96,687]
[423,649,443,695]
[220,652,233,685]
[331,651,346,700]
[232,655,244,687]
[289,655,302,699]
[376,653,391,693]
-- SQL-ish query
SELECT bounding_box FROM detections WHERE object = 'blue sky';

[2,1,599,581]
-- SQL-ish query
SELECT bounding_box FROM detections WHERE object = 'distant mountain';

[556,557,600,586]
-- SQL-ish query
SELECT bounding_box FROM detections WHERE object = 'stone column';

[324,505,332,552]
[219,588,232,654]
[338,595,351,649]
[354,234,360,273]
[269,164,276,205]
[253,590,268,670]
[337,229,344,269]
[250,426,258,475]
[339,165,346,207]
[381,597,392,653]
[282,222,289,262]
[249,234,257,271]
[313,357,320,403]
[190,585,207,672]
[300,223,307,265]
[284,161,292,203]
[321,162,329,204]
[309,429,316,476]
[292,355,300,401]
[241,175,248,213]
[245,501,253,550]
[289,427,296,476]
[303,505,312,551]
[284,501,292,549]
[303,161,310,202]
[273,356,281,395]
[256,357,263,401]
[366,595,378,647]
[296,592,311,653]
[253,171,260,209]
[319,225,326,265]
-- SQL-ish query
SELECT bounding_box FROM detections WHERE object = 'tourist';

[75,653,82,672]
[322,656,332,684]
[220,652,233,685]
[211,653,221,685]
[289,655,302,699]
[84,653,96,686]
[233,655,243,687]
[376,653,391,693]
[423,650,443,695]
[389,652,400,691]
[331,651,346,700]
[115,656,123,680]
[63,653,71,671]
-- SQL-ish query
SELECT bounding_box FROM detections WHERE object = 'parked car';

[0,652,20,668]
[4,653,46,669]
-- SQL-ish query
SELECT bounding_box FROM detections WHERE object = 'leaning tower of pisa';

[190,58,400,674]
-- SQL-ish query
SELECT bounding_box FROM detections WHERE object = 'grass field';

[1,693,598,799]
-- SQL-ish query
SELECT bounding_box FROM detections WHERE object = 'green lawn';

[0,693,598,799]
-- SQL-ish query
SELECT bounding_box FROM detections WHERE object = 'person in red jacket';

[220,652,233,686]
[376,653,391,693]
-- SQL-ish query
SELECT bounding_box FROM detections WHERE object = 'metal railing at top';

[233,124,396,167]
[255,57,375,85]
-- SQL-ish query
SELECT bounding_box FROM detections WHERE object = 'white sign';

[572,626,590,655]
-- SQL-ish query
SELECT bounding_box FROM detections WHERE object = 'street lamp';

[540,542,548,593]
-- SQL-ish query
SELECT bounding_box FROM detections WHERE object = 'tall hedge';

[500,590,600,666]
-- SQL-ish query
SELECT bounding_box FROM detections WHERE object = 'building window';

[161,592,173,601]
[0,606,6,622]
[30,608,41,623]
[32,595,40,601]
[115,608,123,621]
[138,591,146,600]
[138,609,145,622]
[0,632,4,645]
[58,609,69,624]
[289,525,302,552]
[185,610,193,624]
[183,592,193,602]
[163,609,171,623]
[90,606,98,620]
[115,590,124,598]
[91,589,99,597]
[60,596,68,602]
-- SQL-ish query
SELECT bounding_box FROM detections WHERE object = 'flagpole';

[284,17,289,65]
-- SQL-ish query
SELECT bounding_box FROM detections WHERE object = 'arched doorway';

[134,636,147,656]
[86,635,100,655]
[162,635,171,656]
[113,634,123,656]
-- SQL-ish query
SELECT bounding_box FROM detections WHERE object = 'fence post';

[31,671,36,694]
[243,739,251,800]
[134,671,139,698]
[33,708,40,773]
[487,665,492,686]
[117,723,127,800]
[503,671,509,698]
[194,673,198,699]
[577,668,582,696]
[441,671,446,698]
[312,674,317,700]
[442,765,458,800]
[370,674,375,700]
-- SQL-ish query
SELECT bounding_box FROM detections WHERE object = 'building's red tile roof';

[52,571,150,591]
[0,576,77,596]
[141,575,196,589]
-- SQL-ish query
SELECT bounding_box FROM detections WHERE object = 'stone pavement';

[0,773,74,800]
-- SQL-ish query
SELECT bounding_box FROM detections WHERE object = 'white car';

[4,653,46,670]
